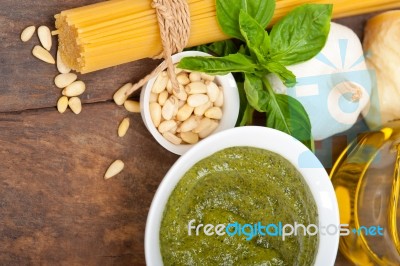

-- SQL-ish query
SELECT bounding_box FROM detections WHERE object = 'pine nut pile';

[149,68,224,145]
[21,25,142,180]
[21,25,86,114]
[20,25,223,180]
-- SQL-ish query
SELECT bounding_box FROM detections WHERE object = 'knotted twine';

[125,0,191,97]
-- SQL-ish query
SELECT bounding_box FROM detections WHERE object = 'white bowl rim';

[140,51,240,155]
[145,126,340,266]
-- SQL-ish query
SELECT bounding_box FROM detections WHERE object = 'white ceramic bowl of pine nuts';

[140,51,239,155]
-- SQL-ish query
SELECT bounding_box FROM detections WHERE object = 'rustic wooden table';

[0,0,387,265]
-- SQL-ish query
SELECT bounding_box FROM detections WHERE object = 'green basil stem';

[262,78,290,131]
[262,77,314,151]
[240,104,255,126]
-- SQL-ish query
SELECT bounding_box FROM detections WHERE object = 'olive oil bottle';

[331,121,400,265]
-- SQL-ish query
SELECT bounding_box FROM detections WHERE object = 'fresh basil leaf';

[263,79,312,149]
[178,53,258,75]
[263,61,296,87]
[239,103,254,126]
[244,73,269,112]
[189,40,238,57]
[238,44,249,56]
[209,40,238,56]
[239,10,270,63]
[270,4,332,65]
[186,44,209,54]
[216,0,275,40]
[236,81,254,126]
[267,94,312,149]
[236,81,246,124]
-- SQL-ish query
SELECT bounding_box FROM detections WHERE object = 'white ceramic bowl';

[145,126,340,266]
[140,51,240,155]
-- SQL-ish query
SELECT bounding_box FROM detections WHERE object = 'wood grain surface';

[0,0,392,265]
[0,0,161,113]
[0,102,178,265]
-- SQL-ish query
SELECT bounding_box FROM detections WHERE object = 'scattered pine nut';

[113,83,132,106]
[32,45,55,64]
[149,92,158,103]
[178,100,185,108]
[194,101,212,116]
[193,117,212,133]
[63,80,85,97]
[176,104,194,121]
[189,72,201,82]
[177,73,190,85]
[152,71,168,93]
[162,96,178,120]
[174,67,183,74]
[150,102,162,127]
[187,94,209,108]
[205,107,223,120]
[158,120,177,134]
[166,80,173,94]
[199,120,219,139]
[118,117,130,137]
[68,97,82,114]
[124,100,140,113]
[38,25,52,51]
[168,125,178,135]
[54,73,77,88]
[201,73,215,81]
[56,50,71,74]
[104,160,124,179]
[179,116,200,133]
[214,87,224,107]
[181,131,199,144]
[57,96,68,113]
[20,26,35,42]
[206,81,220,102]
[162,132,182,145]
[185,81,207,94]
[158,90,169,106]
[173,86,188,101]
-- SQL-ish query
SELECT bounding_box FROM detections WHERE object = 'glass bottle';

[331,121,400,265]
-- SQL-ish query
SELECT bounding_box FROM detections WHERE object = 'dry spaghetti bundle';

[55,0,400,73]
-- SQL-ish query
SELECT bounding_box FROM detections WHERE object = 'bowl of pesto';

[145,126,339,265]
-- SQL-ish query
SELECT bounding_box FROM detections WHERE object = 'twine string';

[125,0,191,96]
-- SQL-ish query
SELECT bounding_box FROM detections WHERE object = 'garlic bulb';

[362,11,400,129]
[268,22,372,140]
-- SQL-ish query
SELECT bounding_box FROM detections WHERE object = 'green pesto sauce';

[160,147,318,265]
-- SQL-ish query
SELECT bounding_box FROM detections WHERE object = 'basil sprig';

[216,0,275,41]
[270,4,332,65]
[178,0,332,150]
